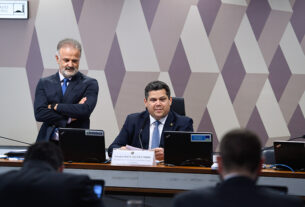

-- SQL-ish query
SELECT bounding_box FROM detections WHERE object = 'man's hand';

[71,97,87,122]
[79,97,87,104]
[120,146,127,150]
[154,147,164,161]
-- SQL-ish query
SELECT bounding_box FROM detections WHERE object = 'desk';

[1,160,305,197]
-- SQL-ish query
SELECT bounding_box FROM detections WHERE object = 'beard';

[62,67,78,78]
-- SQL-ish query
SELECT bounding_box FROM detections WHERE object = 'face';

[144,89,172,120]
[56,46,80,78]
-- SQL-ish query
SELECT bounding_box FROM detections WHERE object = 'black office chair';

[171,97,185,116]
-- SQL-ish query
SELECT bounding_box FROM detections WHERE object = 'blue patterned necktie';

[62,78,69,95]
[151,120,160,149]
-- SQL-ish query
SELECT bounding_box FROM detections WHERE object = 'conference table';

[0,159,304,199]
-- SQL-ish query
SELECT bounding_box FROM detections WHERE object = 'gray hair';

[56,38,82,56]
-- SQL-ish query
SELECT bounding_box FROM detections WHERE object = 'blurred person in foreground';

[0,142,104,207]
[172,129,303,207]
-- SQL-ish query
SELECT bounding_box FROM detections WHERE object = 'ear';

[256,158,264,176]
[55,54,60,64]
[216,156,223,175]
[144,98,148,108]
[169,97,172,106]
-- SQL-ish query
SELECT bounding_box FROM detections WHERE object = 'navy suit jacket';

[34,72,99,142]
[172,176,303,207]
[0,160,104,207]
[108,110,193,156]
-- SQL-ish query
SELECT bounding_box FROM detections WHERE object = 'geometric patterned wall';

[0,0,304,150]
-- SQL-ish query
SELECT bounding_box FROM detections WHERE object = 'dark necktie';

[151,121,160,149]
[62,78,69,95]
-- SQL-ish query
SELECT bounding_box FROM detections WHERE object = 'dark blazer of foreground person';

[172,129,303,207]
[0,142,104,207]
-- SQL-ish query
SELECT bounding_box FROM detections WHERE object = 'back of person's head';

[145,80,171,99]
[220,129,262,174]
[24,142,63,170]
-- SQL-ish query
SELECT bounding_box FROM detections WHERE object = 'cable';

[0,135,32,145]
[270,164,295,172]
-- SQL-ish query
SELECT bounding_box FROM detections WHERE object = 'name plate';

[111,149,155,166]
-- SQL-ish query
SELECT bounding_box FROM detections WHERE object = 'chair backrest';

[171,97,185,116]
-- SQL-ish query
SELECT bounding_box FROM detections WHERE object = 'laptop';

[164,131,213,167]
[58,128,106,163]
[273,141,305,171]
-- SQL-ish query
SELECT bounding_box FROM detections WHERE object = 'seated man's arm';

[108,116,133,157]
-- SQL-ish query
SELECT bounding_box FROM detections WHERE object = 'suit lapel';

[160,111,176,147]
[52,73,64,100]
[140,111,150,149]
[62,72,82,101]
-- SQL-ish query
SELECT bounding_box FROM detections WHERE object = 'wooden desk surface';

[1,159,305,197]
[1,159,304,178]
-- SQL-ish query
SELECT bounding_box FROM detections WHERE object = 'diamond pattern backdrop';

[0,0,304,150]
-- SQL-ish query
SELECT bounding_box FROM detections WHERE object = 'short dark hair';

[144,80,171,99]
[57,38,82,55]
[24,142,64,170]
[220,129,262,173]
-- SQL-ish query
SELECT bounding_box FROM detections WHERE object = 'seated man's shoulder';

[126,111,147,120]
[173,187,215,206]
[258,188,303,207]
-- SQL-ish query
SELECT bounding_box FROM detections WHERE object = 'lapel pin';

[170,123,173,126]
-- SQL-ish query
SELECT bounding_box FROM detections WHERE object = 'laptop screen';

[58,128,106,163]
[164,131,213,167]
[274,141,305,171]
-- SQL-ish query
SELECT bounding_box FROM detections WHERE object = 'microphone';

[138,116,149,149]
[0,135,32,145]
[262,134,305,151]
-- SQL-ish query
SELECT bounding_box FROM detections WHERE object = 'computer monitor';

[164,131,213,167]
[58,128,106,163]
[274,141,305,171]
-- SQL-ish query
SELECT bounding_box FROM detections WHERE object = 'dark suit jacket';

[0,160,104,207]
[34,72,99,142]
[172,176,303,207]
[108,110,193,156]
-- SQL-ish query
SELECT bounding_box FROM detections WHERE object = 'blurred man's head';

[144,80,172,120]
[24,142,64,172]
[217,129,262,180]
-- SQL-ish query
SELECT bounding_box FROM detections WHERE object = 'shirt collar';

[58,72,72,82]
[149,115,168,126]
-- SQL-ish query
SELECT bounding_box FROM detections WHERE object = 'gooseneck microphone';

[0,135,31,145]
[138,116,149,149]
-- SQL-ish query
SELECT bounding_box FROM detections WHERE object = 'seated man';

[0,142,104,207]
[108,80,193,160]
[172,129,303,207]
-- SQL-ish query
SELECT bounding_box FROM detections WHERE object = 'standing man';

[34,38,99,142]
[172,129,303,207]
[108,80,193,160]
[0,142,104,207]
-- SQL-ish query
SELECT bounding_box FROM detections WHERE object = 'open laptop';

[58,128,106,163]
[273,141,305,171]
[164,131,213,167]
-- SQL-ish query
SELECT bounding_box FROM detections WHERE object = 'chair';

[262,148,275,164]
[171,97,185,116]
